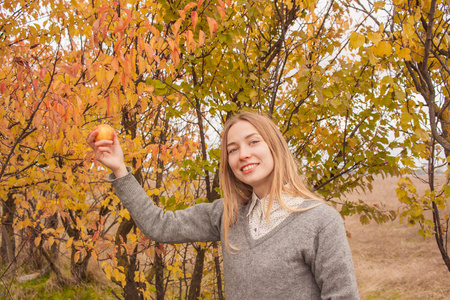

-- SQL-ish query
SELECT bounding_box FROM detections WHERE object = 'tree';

[348,0,450,270]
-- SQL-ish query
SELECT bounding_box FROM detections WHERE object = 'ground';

[344,174,450,299]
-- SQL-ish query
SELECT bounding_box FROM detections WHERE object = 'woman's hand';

[87,127,128,178]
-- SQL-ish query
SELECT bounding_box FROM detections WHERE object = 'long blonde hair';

[219,112,322,250]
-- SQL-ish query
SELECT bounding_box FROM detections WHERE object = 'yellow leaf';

[374,1,385,12]
[415,128,429,140]
[67,237,74,249]
[74,251,80,263]
[349,32,365,49]
[16,221,24,231]
[119,209,130,220]
[398,48,411,61]
[367,32,382,45]
[48,236,54,246]
[374,41,392,57]
[35,236,41,247]
[104,264,112,280]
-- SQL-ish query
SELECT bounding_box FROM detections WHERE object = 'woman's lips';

[241,163,259,173]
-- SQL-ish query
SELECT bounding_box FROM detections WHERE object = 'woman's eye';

[250,140,259,145]
[228,148,237,154]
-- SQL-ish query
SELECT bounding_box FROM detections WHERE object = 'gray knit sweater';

[111,171,359,299]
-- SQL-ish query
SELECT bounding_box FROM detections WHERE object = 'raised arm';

[111,171,222,243]
[87,127,222,243]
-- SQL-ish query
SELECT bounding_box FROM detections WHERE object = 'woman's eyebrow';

[226,133,260,147]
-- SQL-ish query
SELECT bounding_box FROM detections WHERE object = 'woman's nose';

[239,147,251,160]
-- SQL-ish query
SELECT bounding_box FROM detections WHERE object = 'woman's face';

[226,120,274,198]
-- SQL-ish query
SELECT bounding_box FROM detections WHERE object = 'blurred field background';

[345,174,450,299]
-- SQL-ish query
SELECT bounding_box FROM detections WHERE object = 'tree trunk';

[115,219,143,300]
[188,245,206,300]
[70,248,91,282]
[433,99,450,271]
[154,244,165,300]
[212,241,224,300]
[1,191,16,265]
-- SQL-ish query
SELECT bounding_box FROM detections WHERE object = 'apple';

[94,124,115,142]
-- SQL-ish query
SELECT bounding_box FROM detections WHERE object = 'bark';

[40,247,72,286]
[115,219,143,300]
[70,248,91,282]
[212,241,224,300]
[188,246,206,300]
[430,103,450,271]
[1,191,16,265]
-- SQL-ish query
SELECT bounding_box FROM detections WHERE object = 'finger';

[87,129,99,147]
[97,146,112,154]
[112,130,120,144]
[95,140,114,147]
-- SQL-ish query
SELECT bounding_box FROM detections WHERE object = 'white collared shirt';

[247,193,304,239]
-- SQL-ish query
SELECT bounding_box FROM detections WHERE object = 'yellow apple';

[94,124,115,142]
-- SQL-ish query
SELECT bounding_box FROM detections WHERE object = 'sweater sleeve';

[110,169,223,244]
[312,206,360,300]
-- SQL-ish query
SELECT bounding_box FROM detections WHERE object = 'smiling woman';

[225,120,274,198]
[87,111,360,300]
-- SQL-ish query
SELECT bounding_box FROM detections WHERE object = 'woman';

[87,112,359,299]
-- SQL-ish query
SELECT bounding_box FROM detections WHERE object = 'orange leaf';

[184,2,197,10]
[93,19,100,33]
[114,19,125,33]
[198,30,205,47]
[218,0,225,10]
[106,96,111,117]
[40,67,46,78]
[173,19,183,36]
[98,5,109,15]
[198,0,204,7]
[172,47,180,66]
[206,17,218,37]
[217,6,225,21]
[102,24,108,40]
[178,10,186,19]
[191,11,198,32]
[187,30,196,52]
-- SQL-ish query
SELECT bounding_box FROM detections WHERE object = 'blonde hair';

[219,112,322,251]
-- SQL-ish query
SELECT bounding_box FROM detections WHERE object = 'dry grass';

[343,174,450,299]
